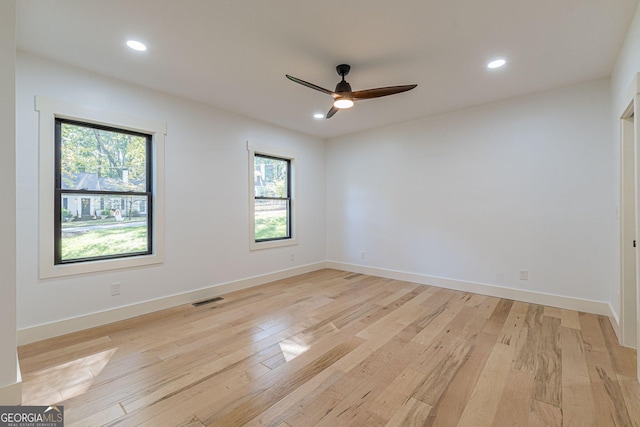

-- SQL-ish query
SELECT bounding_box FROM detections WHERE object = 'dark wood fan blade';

[326,106,339,119]
[286,75,335,97]
[352,84,417,100]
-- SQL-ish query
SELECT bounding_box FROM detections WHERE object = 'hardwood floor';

[18,269,640,426]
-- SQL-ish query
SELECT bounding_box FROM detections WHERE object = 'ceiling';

[16,0,638,139]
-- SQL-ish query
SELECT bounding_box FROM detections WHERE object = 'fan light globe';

[334,98,354,109]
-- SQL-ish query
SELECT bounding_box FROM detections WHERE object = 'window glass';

[55,119,152,264]
[254,155,290,242]
[59,122,147,192]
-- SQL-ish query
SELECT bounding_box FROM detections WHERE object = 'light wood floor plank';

[16,269,640,426]
[528,399,562,427]
[561,308,582,330]
[410,312,484,406]
[561,326,596,427]
[384,397,432,427]
[580,312,635,426]
[202,340,362,426]
[421,330,497,427]
[456,342,514,427]
[533,316,561,406]
[600,314,637,378]
[368,366,429,422]
[66,404,125,427]
[243,368,345,427]
[513,304,544,373]
[618,374,640,426]
[492,367,534,427]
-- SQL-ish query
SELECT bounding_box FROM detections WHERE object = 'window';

[254,154,291,241]
[55,119,152,264]
[248,142,297,249]
[36,96,166,278]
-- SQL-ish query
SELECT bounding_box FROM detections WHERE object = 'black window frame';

[254,153,292,243]
[54,118,153,264]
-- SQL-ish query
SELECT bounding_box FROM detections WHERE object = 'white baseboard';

[608,308,623,345]
[326,261,614,317]
[18,260,618,346]
[18,262,328,345]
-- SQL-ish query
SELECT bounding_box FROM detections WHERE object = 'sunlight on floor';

[22,348,117,405]
[279,337,310,362]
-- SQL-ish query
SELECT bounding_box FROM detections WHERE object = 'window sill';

[40,253,164,279]
[250,238,298,251]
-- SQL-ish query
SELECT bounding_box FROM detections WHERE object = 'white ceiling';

[16,0,638,139]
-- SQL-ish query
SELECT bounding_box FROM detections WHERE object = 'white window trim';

[247,141,298,250]
[36,96,166,278]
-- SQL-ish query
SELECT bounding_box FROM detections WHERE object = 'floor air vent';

[192,297,224,307]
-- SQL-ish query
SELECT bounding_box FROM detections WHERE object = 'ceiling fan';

[286,64,417,119]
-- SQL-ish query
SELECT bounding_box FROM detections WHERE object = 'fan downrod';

[336,64,351,78]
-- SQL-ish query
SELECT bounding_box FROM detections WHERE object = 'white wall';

[610,3,640,319]
[612,5,640,112]
[15,12,637,339]
[16,53,326,332]
[0,0,20,404]
[327,79,615,305]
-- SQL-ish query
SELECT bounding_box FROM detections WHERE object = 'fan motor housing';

[335,80,352,93]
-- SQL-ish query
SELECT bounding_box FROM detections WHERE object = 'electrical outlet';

[360,251,366,259]
[290,252,295,261]
[519,270,528,281]
[111,282,121,296]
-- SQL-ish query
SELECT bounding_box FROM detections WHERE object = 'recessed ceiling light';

[313,113,325,119]
[126,40,147,52]
[487,58,506,69]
